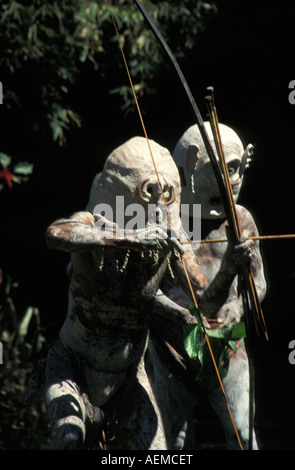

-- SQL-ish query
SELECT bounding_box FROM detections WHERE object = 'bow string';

[132,1,271,450]
[132,0,268,343]
[108,0,267,450]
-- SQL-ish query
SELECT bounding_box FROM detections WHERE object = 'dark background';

[1,0,295,449]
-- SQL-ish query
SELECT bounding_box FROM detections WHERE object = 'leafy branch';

[0,0,217,145]
[0,153,33,190]
[0,269,49,449]
[184,304,246,389]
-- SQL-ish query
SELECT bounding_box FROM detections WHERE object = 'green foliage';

[184,304,246,390]
[0,270,50,449]
[0,0,217,145]
[0,153,33,190]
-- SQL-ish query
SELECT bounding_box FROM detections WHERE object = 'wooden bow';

[107,0,262,450]
[132,0,268,342]
[205,88,268,341]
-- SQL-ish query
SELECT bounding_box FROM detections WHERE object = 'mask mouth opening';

[208,194,222,207]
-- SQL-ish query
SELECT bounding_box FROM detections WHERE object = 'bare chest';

[70,247,168,329]
[196,226,228,282]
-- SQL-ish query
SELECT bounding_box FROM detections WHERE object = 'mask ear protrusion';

[239,143,254,177]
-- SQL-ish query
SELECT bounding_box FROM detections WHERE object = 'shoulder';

[235,204,261,236]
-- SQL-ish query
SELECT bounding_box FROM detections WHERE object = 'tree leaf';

[184,324,199,358]
[0,153,12,168]
[13,161,34,175]
[17,306,34,340]
[228,339,238,355]
[205,325,233,340]
[231,321,246,340]
[219,349,230,379]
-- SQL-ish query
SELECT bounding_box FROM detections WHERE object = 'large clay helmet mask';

[173,122,253,220]
[87,136,181,228]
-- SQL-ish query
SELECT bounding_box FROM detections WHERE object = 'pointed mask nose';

[137,178,175,205]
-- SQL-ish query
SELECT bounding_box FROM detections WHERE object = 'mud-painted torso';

[60,246,168,372]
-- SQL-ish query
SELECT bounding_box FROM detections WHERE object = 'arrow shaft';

[181,234,295,244]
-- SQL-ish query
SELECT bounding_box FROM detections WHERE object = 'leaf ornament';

[185,304,246,389]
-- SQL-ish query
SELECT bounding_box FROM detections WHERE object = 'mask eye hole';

[227,158,240,176]
[163,184,169,193]
[147,185,153,195]
[137,179,176,205]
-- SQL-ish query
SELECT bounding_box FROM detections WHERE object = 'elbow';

[45,225,58,249]
[45,222,65,250]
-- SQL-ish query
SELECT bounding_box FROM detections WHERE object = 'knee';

[45,380,87,449]
[50,419,86,449]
